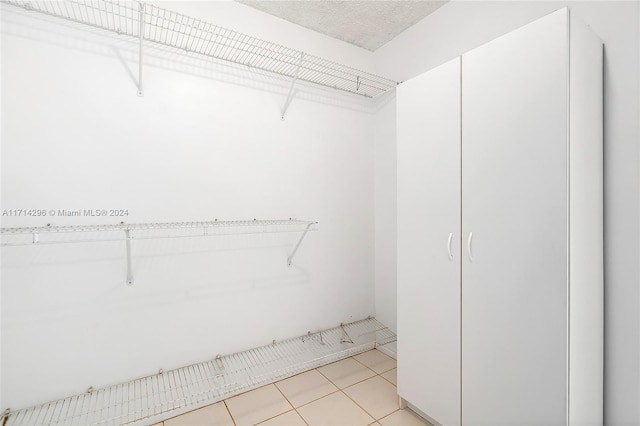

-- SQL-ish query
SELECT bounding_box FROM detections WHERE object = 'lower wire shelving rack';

[1,317,396,426]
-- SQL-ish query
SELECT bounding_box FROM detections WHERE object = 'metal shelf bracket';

[281,52,304,120]
[137,2,145,97]
[125,229,134,285]
[287,221,314,266]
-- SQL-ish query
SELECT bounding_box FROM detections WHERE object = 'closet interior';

[1,1,615,426]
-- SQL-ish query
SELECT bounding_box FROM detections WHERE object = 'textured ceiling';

[236,1,448,51]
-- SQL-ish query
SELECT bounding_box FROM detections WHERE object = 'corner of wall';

[373,89,398,333]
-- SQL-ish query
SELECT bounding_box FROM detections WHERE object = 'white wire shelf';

[1,317,397,426]
[0,219,317,242]
[1,219,319,283]
[2,0,398,99]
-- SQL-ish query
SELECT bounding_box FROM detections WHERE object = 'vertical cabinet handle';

[447,233,453,261]
[467,232,474,262]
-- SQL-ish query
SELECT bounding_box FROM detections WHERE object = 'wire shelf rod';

[0,219,317,235]
[0,227,316,247]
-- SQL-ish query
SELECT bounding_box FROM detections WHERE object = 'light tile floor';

[152,349,432,426]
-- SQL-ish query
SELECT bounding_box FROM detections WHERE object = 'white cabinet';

[397,8,602,426]
[397,57,461,426]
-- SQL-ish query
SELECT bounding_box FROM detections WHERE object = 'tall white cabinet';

[397,8,603,426]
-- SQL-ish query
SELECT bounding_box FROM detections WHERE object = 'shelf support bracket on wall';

[281,52,304,120]
[125,229,134,285]
[287,222,314,266]
[137,2,145,97]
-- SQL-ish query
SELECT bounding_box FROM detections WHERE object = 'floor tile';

[257,409,307,425]
[317,358,376,389]
[381,368,397,386]
[297,391,374,426]
[379,408,433,426]
[164,402,233,426]
[275,369,338,407]
[343,376,399,419]
[353,350,397,374]
[225,384,293,426]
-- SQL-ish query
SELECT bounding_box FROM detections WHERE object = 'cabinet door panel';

[461,9,569,425]
[397,57,461,426]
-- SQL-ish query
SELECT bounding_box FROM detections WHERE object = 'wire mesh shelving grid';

[0,219,318,246]
[1,219,318,283]
[1,0,398,97]
[1,317,397,426]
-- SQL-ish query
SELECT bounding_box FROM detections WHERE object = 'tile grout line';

[290,353,393,423]
[342,352,400,422]
[338,388,380,423]
[293,407,311,426]
[253,408,301,426]
[272,378,295,408]
[293,388,343,410]
[376,408,403,424]
[225,384,293,426]
[379,368,397,386]
[273,369,341,414]
[222,400,237,426]
[352,351,398,375]
[352,353,381,371]
[266,381,302,425]
[340,375,401,423]
[347,352,401,421]
[293,408,310,426]
[316,359,378,390]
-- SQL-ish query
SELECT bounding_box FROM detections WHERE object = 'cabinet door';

[397,57,461,426]
[461,9,569,425]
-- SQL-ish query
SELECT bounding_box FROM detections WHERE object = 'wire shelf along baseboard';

[1,219,319,284]
[1,317,397,426]
[2,0,399,104]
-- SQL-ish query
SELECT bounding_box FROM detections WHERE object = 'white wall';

[0,1,379,410]
[373,92,397,333]
[371,2,640,424]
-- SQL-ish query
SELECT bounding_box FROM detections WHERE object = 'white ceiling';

[235,1,448,51]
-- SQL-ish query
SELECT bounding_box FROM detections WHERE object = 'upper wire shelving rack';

[1,219,319,284]
[2,0,398,101]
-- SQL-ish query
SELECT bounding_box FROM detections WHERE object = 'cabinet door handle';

[447,233,453,261]
[467,232,474,262]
